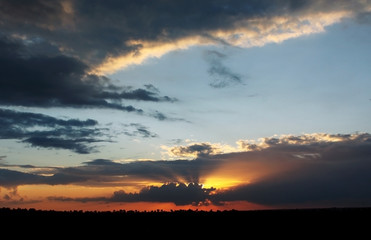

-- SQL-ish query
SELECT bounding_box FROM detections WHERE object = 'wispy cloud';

[204,50,243,88]
[122,123,158,138]
[0,108,106,154]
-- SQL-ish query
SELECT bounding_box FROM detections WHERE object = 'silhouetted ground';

[2,207,369,235]
[1,207,370,220]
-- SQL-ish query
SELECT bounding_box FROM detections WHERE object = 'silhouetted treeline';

[2,207,369,233]
[1,207,371,218]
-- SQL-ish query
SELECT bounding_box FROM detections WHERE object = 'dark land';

[1,207,370,221]
[2,207,369,235]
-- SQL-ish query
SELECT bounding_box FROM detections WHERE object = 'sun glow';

[202,177,245,190]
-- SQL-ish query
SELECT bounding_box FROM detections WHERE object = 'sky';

[0,0,371,211]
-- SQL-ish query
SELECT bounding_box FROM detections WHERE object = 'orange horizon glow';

[0,152,296,212]
[0,182,266,212]
[2,132,370,211]
[0,198,267,212]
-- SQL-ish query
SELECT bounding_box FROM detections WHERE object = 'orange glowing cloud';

[92,10,352,75]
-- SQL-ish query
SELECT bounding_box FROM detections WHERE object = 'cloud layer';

[0,36,175,112]
[204,50,243,88]
[1,0,370,74]
[2,133,371,207]
[49,182,215,206]
[0,108,106,153]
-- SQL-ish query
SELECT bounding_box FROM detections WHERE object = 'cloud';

[75,158,214,184]
[119,85,177,102]
[149,111,188,122]
[210,133,371,206]
[3,132,370,185]
[0,108,97,130]
[1,0,370,74]
[123,123,158,138]
[110,182,215,206]
[49,182,215,206]
[0,36,175,113]
[24,137,103,154]
[163,141,240,159]
[2,132,371,207]
[90,7,367,74]
[0,169,46,187]
[169,143,223,158]
[0,108,106,154]
[0,168,87,188]
[237,133,370,152]
[2,187,23,202]
[356,11,371,24]
[0,157,219,187]
[150,111,168,121]
[0,0,73,30]
[213,158,371,206]
[204,50,243,88]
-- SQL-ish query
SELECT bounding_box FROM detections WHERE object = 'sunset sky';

[1,0,371,211]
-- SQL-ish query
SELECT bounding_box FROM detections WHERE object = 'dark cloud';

[123,123,158,138]
[0,169,46,187]
[0,157,218,187]
[49,182,215,206]
[355,11,371,24]
[110,182,215,206]
[0,0,276,64]
[119,85,177,102]
[170,143,220,157]
[83,159,121,167]
[0,0,67,28]
[0,168,87,187]
[24,137,102,155]
[0,162,48,169]
[212,133,371,206]
[0,108,97,130]
[204,50,243,88]
[0,36,175,112]
[0,0,368,66]
[213,157,371,206]
[0,108,106,154]
[75,158,213,184]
